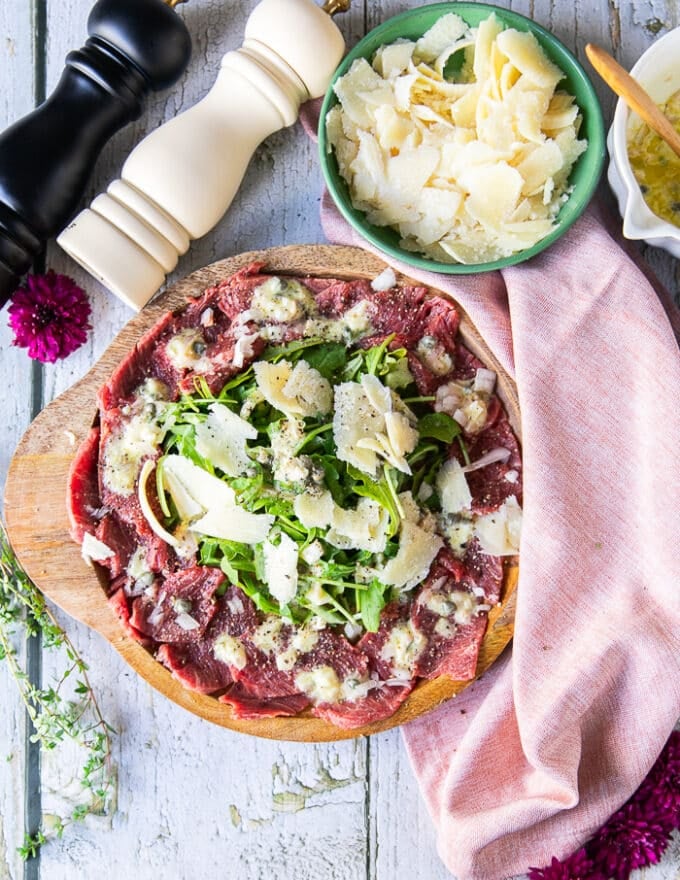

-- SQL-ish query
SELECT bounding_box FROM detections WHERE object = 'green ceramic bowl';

[318,2,606,273]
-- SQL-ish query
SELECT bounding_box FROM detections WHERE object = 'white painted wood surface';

[0,2,678,879]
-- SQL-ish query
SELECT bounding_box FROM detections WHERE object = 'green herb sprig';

[0,522,115,860]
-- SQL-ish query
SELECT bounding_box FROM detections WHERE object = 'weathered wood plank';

[0,4,39,879]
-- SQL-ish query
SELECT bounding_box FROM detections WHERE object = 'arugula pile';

[156,335,466,633]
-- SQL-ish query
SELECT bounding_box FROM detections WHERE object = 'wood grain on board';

[5,245,519,743]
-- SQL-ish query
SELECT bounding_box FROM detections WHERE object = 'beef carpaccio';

[67,263,522,730]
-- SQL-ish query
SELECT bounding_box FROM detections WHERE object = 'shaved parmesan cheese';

[379,521,443,591]
[436,458,472,514]
[194,403,257,477]
[282,360,333,416]
[263,533,299,605]
[333,381,385,476]
[189,504,273,545]
[326,11,587,264]
[296,491,389,553]
[255,359,332,418]
[384,411,419,458]
[160,454,274,545]
[162,454,236,513]
[326,497,389,553]
[495,28,563,90]
[81,532,115,566]
[475,495,522,555]
[294,490,335,529]
[360,374,392,415]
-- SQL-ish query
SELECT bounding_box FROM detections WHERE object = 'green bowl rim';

[318,1,606,274]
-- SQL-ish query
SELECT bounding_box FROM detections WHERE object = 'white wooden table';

[1,2,678,879]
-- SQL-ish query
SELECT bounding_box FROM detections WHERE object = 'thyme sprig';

[0,521,115,859]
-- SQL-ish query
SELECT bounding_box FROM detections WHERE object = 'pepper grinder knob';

[58,0,347,311]
[0,0,191,307]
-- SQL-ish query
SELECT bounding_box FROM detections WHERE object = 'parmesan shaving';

[326,11,587,264]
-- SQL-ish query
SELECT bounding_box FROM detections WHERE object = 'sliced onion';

[138,459,180,548]
[147,602,165,627]
[453,408,468,428]
[462,447,511,473]
[473,368,496,394]
[81,532,115,565]
[175,611,200,631]
[371,267,397,291]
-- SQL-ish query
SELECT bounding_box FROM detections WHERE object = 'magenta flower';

[589,801,670,879]
[528,848,605,880]
[637,731,680,828]
[529,731,680,880]
[8,270,91,363]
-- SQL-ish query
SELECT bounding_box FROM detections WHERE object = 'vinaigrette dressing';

[627,89,680,227]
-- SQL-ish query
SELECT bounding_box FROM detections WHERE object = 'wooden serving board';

[4,245,519,742]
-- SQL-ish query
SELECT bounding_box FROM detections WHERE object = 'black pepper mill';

[0,0,192,307]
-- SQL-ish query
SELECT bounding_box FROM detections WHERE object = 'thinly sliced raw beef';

[313,683,413,729]
[108,588,152,647]
[358,601,413,681]
[296,628,369,680]
[464,416,523,513]
[461,539,504,605]
[313,277,375,315]
[130,566,223,645]
[66,426,102,543]
[221,683,310,719]
[157,642,233,694]
[156,587,258,694]
[411,598,488,681]
[95,513,137,582]
[98,311,175,411]
[205,261,267,319]
[419,295,460,353]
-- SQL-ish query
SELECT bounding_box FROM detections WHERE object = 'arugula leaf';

[301,343,348,380]
[418,412,462,444]
[263,337,326,362]
[358,579,388,632]
[348,464,402,538]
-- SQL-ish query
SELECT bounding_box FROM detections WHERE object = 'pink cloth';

[320,186,680,877]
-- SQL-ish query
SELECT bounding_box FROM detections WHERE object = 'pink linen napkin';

[312,119,680,875]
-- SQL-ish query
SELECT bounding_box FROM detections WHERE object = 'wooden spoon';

[585,43,680,158]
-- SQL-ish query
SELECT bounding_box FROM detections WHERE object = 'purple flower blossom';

[530,731,680,880]
[589,801,670,879]
[8,271,91,363]
[528,848,605,879]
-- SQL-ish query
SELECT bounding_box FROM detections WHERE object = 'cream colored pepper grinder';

[58,0,349,311]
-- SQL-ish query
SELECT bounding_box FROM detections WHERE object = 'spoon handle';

[586,43,680,158]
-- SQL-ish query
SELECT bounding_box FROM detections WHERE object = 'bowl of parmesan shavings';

[319,2,606,272]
